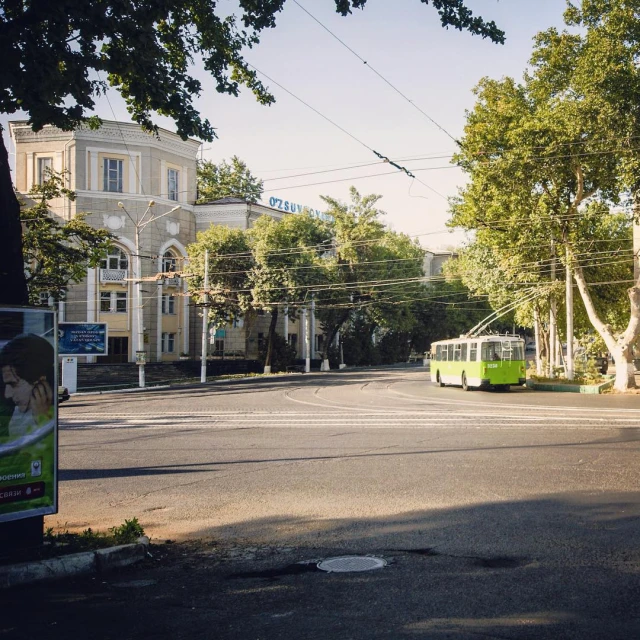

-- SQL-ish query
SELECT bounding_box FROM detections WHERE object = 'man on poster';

[1,334,55,442]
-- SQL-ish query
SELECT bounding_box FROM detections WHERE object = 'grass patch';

[0,518,145,566]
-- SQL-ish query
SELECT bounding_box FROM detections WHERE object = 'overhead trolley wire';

[292,0,459,144]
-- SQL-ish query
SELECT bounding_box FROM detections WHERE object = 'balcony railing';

[100,268,128,285]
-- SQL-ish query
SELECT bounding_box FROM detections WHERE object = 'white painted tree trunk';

[572,261,639,391]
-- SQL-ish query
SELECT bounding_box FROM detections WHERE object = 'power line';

[292,0,458,144]
[247,63,444,195]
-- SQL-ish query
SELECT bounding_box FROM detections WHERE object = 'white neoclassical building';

[9,120,307,363]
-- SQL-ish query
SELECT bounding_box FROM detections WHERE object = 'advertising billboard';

[0,307,58,523]
[58,322,107,356]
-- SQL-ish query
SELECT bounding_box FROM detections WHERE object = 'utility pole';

[119,201,181,388]
[549,233,557,378]
[566,245,574,380]
[201,249,209,383]
[304,306,311,373]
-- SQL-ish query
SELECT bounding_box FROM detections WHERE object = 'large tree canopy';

[450,0,640,390]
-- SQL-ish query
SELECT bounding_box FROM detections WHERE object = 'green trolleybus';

[430,335,526,391]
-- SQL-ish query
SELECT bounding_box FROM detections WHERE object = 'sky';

[2,0,570,250]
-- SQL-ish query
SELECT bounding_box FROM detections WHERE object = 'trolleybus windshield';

[481,341,524,362]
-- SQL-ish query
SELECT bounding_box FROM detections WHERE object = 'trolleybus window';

[470,342,477,361]
[436,345,442,360]
[454,344,461,361]
[447,344,454,360]
[461,344,468,361]
[481,342,501,361]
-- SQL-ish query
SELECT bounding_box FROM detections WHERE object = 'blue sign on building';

[268,196,334,222]
[58,323,108,356]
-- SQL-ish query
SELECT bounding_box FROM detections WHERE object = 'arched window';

[100,247,128,271]
[163,250,178,274]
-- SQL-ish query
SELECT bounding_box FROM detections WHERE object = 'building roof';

[201,197,250,205]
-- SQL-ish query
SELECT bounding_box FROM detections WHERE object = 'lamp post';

[118,201,181,388]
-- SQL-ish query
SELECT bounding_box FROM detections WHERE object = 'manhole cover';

[317,556,386,573]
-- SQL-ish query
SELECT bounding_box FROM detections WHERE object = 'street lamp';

[118,201,181,388]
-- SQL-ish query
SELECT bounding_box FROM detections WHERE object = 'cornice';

[10,120,201,160]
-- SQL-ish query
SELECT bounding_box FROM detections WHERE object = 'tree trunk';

[264,306,279,374]
[0,129,28,305]
[572,261,638,391]
[319,311,350,362]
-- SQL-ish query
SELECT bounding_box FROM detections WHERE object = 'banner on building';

[58,322,108,356]
[0,307,58,523]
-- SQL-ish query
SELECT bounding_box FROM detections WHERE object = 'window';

[103,158,123,192]
[38,292,50,307]
[257,332,264,350]
[461,344,467,361]
[435,345,442,360]
[163,251,177,274]
[115,292,127,313]
[168,168,179,201]
[214,338,224,355]
[37,157,53,185]
[447,344,454,361]
[162,295,175,314]
[100,248,128,271]
[100,292,111,312]
[288,333,298,351]
[454,344,461,362]
[100,291,128,313]
[162,332,176,353]
[481,342,501,361]
[470,342,477,362]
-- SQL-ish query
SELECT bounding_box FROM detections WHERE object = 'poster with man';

[0,307,57,523]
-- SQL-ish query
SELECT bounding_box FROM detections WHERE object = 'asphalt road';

[8,365,639,639]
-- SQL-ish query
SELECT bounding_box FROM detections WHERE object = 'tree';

[450,8,640,389]
[0,0,504,306]
[315,188,424,367]
[197,156,263,203]
[248,213,332,373]
[21,171,113,304]
[186,225,253,329]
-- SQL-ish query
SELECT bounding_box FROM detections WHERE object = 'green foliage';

[341,318,381,366]
[0,1,502,142]
[197,156,263,204]
[248,212,332,367]
[377,330,412,364]
[109,517,146,544]
[187,225,253,326]
[248,212,332,310]
[41,518,145,556]
[449,5,640,386]
[257,333,296,372]
[316,187,425,359]
[21,171,113,304]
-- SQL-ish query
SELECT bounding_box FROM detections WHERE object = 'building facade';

[10,120,313,364]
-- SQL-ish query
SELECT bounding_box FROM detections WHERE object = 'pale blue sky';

[3,0,570,248]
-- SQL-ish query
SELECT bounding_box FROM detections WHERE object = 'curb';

[525,379,614,394]
[0,536,150,588]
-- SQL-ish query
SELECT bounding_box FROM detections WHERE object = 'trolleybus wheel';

[461,373,469,391]
[436,371,444,387]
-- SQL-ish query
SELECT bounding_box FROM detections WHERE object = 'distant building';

[423,250,458,281]
[10,120,310,363]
